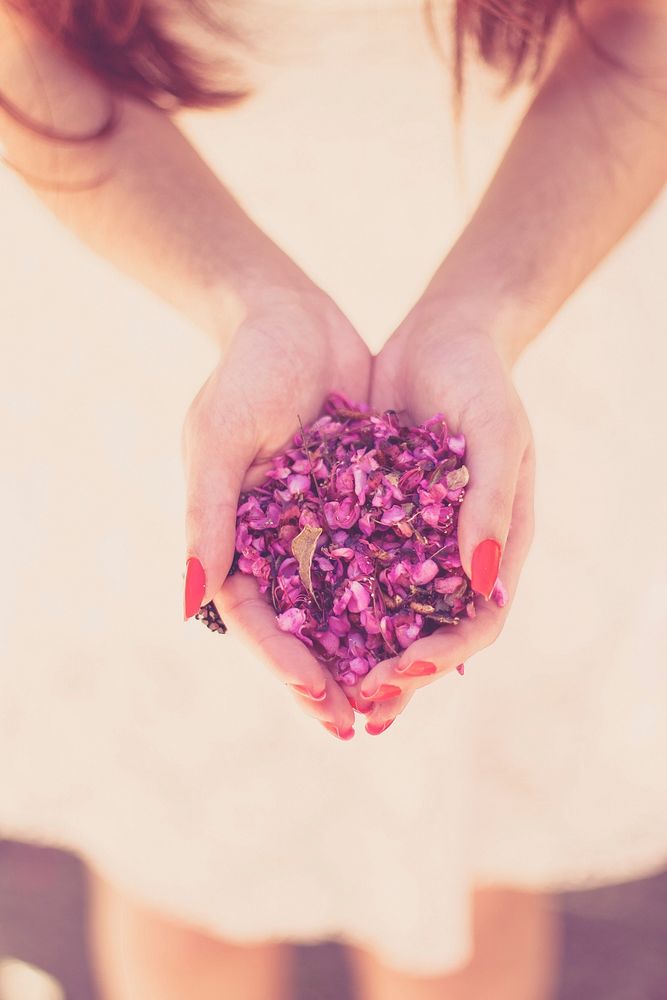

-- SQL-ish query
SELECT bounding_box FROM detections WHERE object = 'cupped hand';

[183,286,371,740]
[346,303,536,734]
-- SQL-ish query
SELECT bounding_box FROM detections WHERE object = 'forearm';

[422,1,667,364]
[0,11,311,343]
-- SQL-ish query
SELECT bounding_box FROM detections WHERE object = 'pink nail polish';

[322,722,355,741]
[364,683,402,702]
[400,660,437,677]
[366,718,395,736]
[184,557,206,620]
[471,539,501,599]
[291,683,327,701]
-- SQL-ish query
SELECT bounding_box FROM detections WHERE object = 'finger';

[364,695,411,735]
[358,652,461,701]
[183,406,249,617]
[289,671,357,741]
[371,439,536,677]
[340,677,375,715]
[360,666,413,735]
[222,573,356,734]
[456,397,526,599]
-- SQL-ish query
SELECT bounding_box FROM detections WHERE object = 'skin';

[2,3,664,999]
[349,0,667,728]
[0,6,664,745]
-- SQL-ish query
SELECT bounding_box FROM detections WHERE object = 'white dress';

[1,0,666,976]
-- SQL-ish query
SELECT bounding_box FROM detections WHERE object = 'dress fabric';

[1,0,666,976]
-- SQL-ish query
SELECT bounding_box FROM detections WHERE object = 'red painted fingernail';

[365,683,402,702]
[366,718,395,736]
[400,660,437,677]
[184,557,206,620]
[291,684,327,701]
[346,693,373,714]
[322,722,355,741]
[471,539,501,599]
[456,663,465,676]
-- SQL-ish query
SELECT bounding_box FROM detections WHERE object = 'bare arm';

[419,0,667,364]
[0,6,313,342]
[0,7,372,738]
[363,2,666,723]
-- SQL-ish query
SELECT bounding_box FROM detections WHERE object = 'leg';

[86,866,291,1000]
[347,886,561,1000]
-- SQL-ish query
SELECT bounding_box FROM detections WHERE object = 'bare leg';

[86,867,291,1000]
[347,887,561,1000]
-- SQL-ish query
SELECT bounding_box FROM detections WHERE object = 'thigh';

[86,867,291,1000]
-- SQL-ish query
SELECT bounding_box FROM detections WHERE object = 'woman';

[0,1,665,998]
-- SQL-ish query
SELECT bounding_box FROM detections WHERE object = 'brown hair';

[451,1,576,92]
[2,0,576,132]
[0,0,246,138]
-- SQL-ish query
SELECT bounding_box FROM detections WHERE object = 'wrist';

[189,246,326,350]
[415,273,537,371]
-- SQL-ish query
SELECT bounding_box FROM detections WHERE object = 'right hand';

[183,285,371,740]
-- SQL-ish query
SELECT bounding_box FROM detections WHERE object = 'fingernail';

[471,539,501,599]
[363,683,402,702]
[456,663,465,676]
[346,694,373,715]
[184,557,206,620]
[291,683,327,701]
[398,660,437,677]
[366,718,395,736]
[322,722,355,741]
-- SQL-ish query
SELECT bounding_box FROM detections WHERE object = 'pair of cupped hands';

[183,275,535,740]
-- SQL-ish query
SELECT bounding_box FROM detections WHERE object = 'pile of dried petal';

[234,394,500,686]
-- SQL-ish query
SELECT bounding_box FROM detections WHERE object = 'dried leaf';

[424,611,461,625]
[409,601,436,614]
[445,465,469,490]
[291,524,322,599]
[382,591,404,610]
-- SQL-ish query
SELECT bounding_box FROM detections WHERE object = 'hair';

[0,0,247,139]
[2,0,577,137]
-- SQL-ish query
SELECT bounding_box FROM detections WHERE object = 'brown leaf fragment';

[291,524,322,599]
[409,601,436,614]
[425,611,461,625]
[445,465,469,490]
[334,406,371,421]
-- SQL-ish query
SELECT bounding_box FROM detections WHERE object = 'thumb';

[183,430,246,620]
[456,406,524,600]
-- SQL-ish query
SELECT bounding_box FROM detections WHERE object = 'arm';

[420,0,667,366]
[359,0,666,730]
[0,7,368,739]
[0,5,313,341]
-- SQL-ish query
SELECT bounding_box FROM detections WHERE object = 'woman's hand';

[183,285,371,740]
[347,300,536,734]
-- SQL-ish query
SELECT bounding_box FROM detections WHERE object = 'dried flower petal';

[230,395,478,685]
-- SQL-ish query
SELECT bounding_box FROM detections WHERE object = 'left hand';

[345,300,536,734]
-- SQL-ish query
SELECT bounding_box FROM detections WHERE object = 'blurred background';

[1,840,666,1000]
